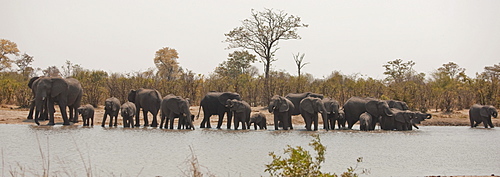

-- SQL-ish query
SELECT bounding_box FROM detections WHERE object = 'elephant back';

[286,92,324,115]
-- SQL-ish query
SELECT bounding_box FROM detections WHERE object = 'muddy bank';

[1,104,498,127]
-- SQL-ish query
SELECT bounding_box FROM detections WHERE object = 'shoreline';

[1,105,499,127]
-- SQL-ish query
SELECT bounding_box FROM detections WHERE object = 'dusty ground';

[1,104,499,128]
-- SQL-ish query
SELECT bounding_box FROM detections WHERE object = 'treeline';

[1,39,499,112]
[1,59,499,113]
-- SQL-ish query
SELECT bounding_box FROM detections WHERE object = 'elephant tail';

[196,105,202,120]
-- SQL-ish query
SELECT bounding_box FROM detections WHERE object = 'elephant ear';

[278,97,290,112]
[50,78,68,97]
[218,93,232,105]
[366,100,381,117]
[394,113,406,123]
[301,98,315,114]
[480,107,490,117]
[128,90,136,102]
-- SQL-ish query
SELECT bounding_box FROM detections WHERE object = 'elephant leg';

[226,111,233,130]
[177,118,183,129]
[134,108,141,127]
[102,113,108,127]
[143,111,151,127]
[287,113,293,130]
[313,115,319,131]
[254,123,258,130]
[234,118,240,130]
[113,115,117,126]
[274,114,280,130]
[27,100,35,119]
[58,104,70,125]
[469,118,475,128]
[108,114,113,127]
[216,113,224,129]
[123,116,128,128]
[202,114,211,128]
[159,114,165,129]
[304,114,312,131]
[488,118,494,128]
[150,112,159,127]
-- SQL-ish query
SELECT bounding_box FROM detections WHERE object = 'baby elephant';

[121,102,136,128]
[359,112,372,131]
[77,104,95,126]
[249,113,267,130]
[102,97,121,127]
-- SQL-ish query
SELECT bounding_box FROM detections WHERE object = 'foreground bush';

[265,134,367,177]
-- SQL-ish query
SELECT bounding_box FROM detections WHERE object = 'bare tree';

[225,8,307,99]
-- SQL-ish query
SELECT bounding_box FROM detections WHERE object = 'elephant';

[27,76,48,121]
[249,113,267,130]
[268,95,295,130]
[34,77,83,125]
[128,88,162,127]
[299,97,328,131]
[121,102,136,128]
[102,97,121,127]
[285,92,324,116]
[385,100,409,110]
[359,112,372,131]
[77,104,95,126]
[226,99,251,130]
[343,97,394,130]
[197,92,241,129]
[469,104,498,128]
[380,109,415,131]
[159,94,195,130]
[322,97,344,130]
[409,112,432,130]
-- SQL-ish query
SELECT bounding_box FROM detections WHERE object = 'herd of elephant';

[26,77,498,131]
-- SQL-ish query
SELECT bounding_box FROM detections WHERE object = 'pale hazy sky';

[2,0,499,79]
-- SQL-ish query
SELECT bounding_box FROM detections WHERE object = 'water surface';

[1,124,499,176]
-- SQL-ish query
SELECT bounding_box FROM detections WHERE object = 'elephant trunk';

[426,114,432,119]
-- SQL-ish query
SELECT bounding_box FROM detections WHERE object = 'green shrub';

[265,134,367,177]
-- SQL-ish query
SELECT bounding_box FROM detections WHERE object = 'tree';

[430,62,468,112]
[42,66,61,77]
[0,39,20,71]
[293,52,308,92]
[293,52,308,78]
[154,47,180,81]
[15,53,36,78]
[225,8,307,100]
[214,50,257,78]
[383,59,416,83]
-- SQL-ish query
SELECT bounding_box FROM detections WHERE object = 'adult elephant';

[300,97,328,131]
[128,88,162,127]
[385,100,409,110]
[343,97,393,130]
[197,92,241,129]
[102,97,121,127]
[322,97,344,130]
[34,77,83,125]
[469,104,498,128]
[159,94,195,130]
[285,92,324,116]
[226,99,251,130]
[27,76,48,121]
[268,95,294,130]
